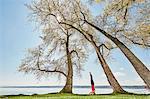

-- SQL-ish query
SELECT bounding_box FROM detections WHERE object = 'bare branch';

[36,46,67,77]
[36,67,67,77]
[59,22,91,42]
[122,34,150,48]
[70,50,80,59]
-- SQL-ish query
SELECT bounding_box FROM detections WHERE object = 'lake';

[0,86,150,95]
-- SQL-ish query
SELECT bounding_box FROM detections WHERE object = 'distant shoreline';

[0,85,146,89]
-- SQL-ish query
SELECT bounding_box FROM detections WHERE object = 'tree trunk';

[60,55,73,93]
[86,21,150,88]
[92,41,126,93]
[60,35,73,93]
[112,38,150,88]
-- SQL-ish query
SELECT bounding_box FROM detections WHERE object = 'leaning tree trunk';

[60,35,73,93]
[91,41,126,93]
[86,21,150,88]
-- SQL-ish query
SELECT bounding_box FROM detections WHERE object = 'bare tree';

[19,0,88,93]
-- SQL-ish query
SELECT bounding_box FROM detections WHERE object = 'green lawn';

[1,93,150,99]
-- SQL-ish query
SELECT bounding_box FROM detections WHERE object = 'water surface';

[0,86,149,95]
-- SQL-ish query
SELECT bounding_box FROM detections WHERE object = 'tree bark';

[91,41,126,93]
[60,35,73,93]
[85,21,150,88]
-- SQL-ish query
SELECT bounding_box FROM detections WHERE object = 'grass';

[0,93,150,99]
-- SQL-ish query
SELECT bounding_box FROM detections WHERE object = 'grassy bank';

[1,93,150,99]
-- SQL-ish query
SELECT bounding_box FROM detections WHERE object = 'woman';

[89,72,95,95]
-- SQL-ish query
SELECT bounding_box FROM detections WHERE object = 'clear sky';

[0,0,150,86]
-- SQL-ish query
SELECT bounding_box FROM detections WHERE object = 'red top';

[92,85,95,92]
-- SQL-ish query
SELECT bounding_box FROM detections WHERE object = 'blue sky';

[0,0,150,86]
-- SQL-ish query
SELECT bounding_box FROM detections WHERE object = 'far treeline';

[19,0,150,94]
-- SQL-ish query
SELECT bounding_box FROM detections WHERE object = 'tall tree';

[19,0,88,92]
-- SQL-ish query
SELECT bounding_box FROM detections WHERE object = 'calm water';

[0,86,150,95]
